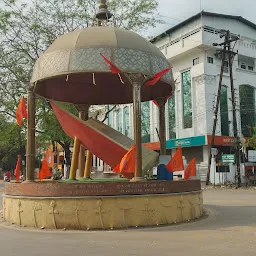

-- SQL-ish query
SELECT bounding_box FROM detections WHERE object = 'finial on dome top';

[95,0,113,21]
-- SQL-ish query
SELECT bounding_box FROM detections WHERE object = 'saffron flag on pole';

[184,158,196,180]
[100,53,121,74]
[165,146,184,172]
[113,145,136,174]
[14,155,21,182]
[39,159,52,180]
[145,67,172,86]
[16,96,27,126]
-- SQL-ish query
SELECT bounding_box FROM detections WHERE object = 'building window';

[224,60,229,73]
[220,85,229,136]
[124,106,130,137]
[241,63,246,69]
[141,101,150,143]
[207,56,214,64]
[193,57,199,66]
[116,109,122,133]
[248,66,254,71]
[182,71,192,128]
[239,85,255,137]
[168,95,176,139]
[108,105,114,128]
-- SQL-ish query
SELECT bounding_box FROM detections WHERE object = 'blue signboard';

[166,136,206,149]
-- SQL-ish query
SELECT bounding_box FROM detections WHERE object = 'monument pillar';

[69,137,81,180]
[155,98,167,155]
[25,87,36,182]
[126,74,146,180]
[76,104,90,178]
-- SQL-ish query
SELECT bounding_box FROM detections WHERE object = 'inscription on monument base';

[4,180,201,197]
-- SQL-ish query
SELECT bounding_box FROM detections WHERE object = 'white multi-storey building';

[100,12,256,182]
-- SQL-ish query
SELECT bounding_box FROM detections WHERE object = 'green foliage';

[0,0,161,156]
[0,114,25,169]
[245,127,256,149]
[37,101,78,148]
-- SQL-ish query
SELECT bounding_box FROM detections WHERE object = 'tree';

[0,0,162,160]
[0,113,26,171]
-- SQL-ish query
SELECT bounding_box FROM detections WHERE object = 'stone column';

[155,97,167,155]
[25,87,36,182]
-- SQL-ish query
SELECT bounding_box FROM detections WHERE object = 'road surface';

[0,188,256,256]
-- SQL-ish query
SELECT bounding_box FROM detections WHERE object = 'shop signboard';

[248,150,256,162]
[166,136,206,149]
[221,154,235,163]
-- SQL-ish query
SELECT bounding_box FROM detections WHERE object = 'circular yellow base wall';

[3,191,203,230]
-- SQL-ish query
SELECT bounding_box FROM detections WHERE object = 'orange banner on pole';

[16,96,27,126]
[165,146,184,172]
[184,158,196,180]
[39,159,52,180]
[14,156,21,182]
[113,145,136,174]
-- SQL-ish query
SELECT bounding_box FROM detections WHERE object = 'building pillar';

[155,97,167,155]
[126,73,146,180]
[25,87,36,182]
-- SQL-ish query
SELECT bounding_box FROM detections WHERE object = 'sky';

[151,0,256,37]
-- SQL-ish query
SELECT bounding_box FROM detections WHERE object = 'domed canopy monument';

[3,0,202,230]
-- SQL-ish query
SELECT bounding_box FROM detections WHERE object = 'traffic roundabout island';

[3,180,203,230]
[3,1,203,231]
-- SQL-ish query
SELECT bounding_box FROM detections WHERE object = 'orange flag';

[184,158,196,180]
[100,53,121,74]
[39,159,52,180]
[14,156,21,182]
[113,145,136,174]
[165,146,184,172]
[145,67,172,86]
[16,96,27,126]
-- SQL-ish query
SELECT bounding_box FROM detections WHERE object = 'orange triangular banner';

[165,146,184,172]
[113,145,136,174]
[184,158,196,180]
[14,156,21,182]
[39,159,52,180]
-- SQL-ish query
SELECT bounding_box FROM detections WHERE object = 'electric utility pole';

[226,30,241,187]
[206,31,227,185]
[206,30,240,186]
